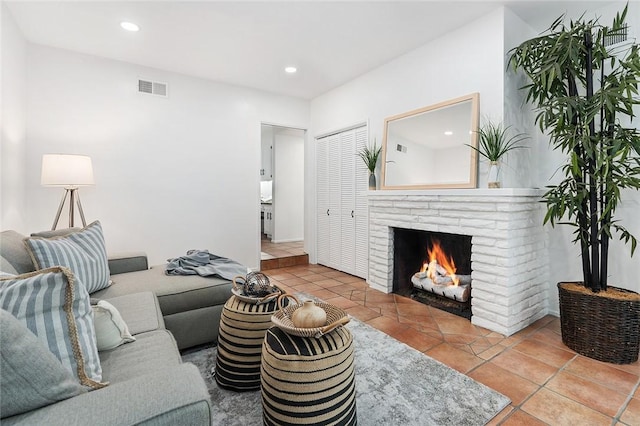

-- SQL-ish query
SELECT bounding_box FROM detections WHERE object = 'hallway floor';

[260,239,305,260]
[262,264,640,426]
[260,238,308,270]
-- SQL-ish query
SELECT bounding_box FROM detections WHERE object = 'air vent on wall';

[604,24,629,47]
[138,79,168,97]
[604,24,636,56]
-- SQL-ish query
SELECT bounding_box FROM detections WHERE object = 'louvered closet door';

[327,135,342,270]
[316,137,331,266]
[316,125,368,279]
[354,127,369,278]
[340,130,356,275]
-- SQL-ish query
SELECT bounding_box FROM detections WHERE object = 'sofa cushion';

[0,230,35,274]
[0,309,87,418]
[99,329,181,383]
[92,300,136,351]
[0,267,105,389]
[108,252,148,275]
[0,364,211,426]
[25,221,111,293]
[101,291,164,335]
[93,265,232,316]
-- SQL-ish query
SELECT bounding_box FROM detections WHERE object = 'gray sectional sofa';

[1,228,234,350]
[0,227,235,425]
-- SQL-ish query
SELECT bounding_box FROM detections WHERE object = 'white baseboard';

[270,238,303,244]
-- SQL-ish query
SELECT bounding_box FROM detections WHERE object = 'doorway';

[260,123,307,269]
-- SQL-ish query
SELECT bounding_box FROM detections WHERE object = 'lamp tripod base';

[52,188,88,230]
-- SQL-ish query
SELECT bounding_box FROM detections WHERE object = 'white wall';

[273,130,304,242]
[0,3,27,232]
[505,1,640,314]
[260,125,273,182]
[502,8,539,190]
[23,45,308,269]
[308,8,506,263]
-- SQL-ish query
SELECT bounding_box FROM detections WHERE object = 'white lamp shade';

[41,154,95,187]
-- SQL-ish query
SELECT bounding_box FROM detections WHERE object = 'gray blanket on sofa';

[166,250,247,280]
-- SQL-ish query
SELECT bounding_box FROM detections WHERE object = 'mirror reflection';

[381,93,479,189]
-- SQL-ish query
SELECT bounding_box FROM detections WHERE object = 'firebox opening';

[392,228,472,319]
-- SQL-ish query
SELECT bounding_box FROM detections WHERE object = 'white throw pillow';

[92,300,136,351]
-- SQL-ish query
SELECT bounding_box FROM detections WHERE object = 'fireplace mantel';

[367,188,544,197]
[367,188,548,336]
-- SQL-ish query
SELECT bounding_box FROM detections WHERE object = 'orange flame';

[426,240,459,286]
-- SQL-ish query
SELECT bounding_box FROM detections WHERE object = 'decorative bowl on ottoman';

[230,273,282,305]
[271,294,350,338]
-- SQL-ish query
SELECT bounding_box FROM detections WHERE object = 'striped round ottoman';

[215,295,282,391]
[260,326,357,425]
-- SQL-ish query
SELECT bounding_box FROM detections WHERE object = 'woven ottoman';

[260,325,357,425]
[215,295,282,391]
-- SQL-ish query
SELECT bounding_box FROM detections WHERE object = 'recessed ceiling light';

[120,22,140,32]
[444,131,453,136]
[284,66,297,74]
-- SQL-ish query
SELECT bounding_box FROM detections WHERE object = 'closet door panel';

[327,135,342,270]
[340,130,356,275]
[316,138,330,266]
[354,127,369,278]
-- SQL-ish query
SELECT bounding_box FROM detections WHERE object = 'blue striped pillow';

[25,221,111,294]
[0,267,106,389]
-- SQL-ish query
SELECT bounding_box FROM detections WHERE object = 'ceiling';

[5,1,614,100]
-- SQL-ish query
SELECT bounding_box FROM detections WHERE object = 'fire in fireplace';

[411,240,472,302]
[393,228,472,319]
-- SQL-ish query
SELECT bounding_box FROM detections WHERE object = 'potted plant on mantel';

[467,119,528,188]
[357,139,382,190]
[510,5,640,364]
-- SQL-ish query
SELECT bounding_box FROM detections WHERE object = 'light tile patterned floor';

[261,238,306,260]
[262,264,640,426]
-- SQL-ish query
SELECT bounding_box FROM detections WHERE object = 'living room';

[2,0,640,424]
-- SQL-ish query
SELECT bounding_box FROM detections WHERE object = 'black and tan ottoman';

[215,295,282,391]
[260,326,357,425]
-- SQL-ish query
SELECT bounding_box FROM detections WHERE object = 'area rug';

[182,316,509,425]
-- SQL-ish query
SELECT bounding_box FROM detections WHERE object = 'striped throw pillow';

[25,221,111,294]
[0,267,106,389]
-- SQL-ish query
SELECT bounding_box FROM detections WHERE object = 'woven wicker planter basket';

[558,282,640,364]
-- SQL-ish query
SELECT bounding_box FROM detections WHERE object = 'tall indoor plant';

[357,139,382,190]
[468,119,528,188]
[510,6,640,363]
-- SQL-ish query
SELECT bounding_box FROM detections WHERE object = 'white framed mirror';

[380,93,479,189]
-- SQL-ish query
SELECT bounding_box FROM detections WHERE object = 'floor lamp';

[41,154,95,230]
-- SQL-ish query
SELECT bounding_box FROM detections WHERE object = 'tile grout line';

[266,266,638,426]
[612,377,640,425]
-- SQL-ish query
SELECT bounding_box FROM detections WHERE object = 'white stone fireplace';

[368,188,548,336]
